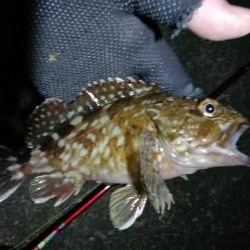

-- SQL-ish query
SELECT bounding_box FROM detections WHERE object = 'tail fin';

[0,146,26,202]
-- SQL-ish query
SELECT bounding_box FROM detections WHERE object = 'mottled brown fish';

[0,77,249,230]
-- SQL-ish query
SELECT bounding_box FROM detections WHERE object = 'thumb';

[187,0,250,41]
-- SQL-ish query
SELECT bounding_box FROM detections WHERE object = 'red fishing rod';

[23,184,111,250]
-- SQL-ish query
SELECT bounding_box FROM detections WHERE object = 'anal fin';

[29,173,85,206]
[109,185,147,230]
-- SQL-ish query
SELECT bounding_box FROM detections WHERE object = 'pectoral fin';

[140,128,174,214]
[109,185,147,230]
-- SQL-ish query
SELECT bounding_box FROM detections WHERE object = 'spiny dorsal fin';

[68,77,162,114]
[25,77,162,149]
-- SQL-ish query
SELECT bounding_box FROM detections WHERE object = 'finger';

[187,0,250,41]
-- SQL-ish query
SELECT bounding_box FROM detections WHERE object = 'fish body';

[27,94,193,184]
[0,77,249,230]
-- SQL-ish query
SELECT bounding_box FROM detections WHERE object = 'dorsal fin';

[68,77,162,114]
[25,98,69,149]
[25,77,162,149]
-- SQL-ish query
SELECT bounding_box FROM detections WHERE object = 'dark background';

[0,0,250,249]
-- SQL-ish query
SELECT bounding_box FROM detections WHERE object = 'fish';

[0,77,249,230]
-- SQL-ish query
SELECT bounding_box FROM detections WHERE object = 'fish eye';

[205,103,215,114]
[198,98,221,117]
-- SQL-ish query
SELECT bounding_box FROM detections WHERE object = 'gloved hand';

[27,0,202,101]
[27,0,250,101]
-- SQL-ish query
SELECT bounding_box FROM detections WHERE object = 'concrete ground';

[0,1,250,249]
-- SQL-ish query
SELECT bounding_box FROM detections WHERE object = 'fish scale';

[0,77,249,230]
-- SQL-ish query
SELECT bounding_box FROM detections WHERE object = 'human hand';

[187,0,250,40]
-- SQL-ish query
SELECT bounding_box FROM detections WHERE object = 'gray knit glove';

[27,0,202,101]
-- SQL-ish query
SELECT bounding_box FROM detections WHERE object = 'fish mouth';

[225,122,250,148]
[216,121,250,166]
[187,121,250,168]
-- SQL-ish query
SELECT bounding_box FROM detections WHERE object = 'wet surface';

[0,1,250,250]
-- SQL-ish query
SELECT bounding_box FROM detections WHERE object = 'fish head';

[154,97,250,171]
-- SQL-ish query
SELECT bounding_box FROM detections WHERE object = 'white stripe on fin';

[68,77,162,118]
